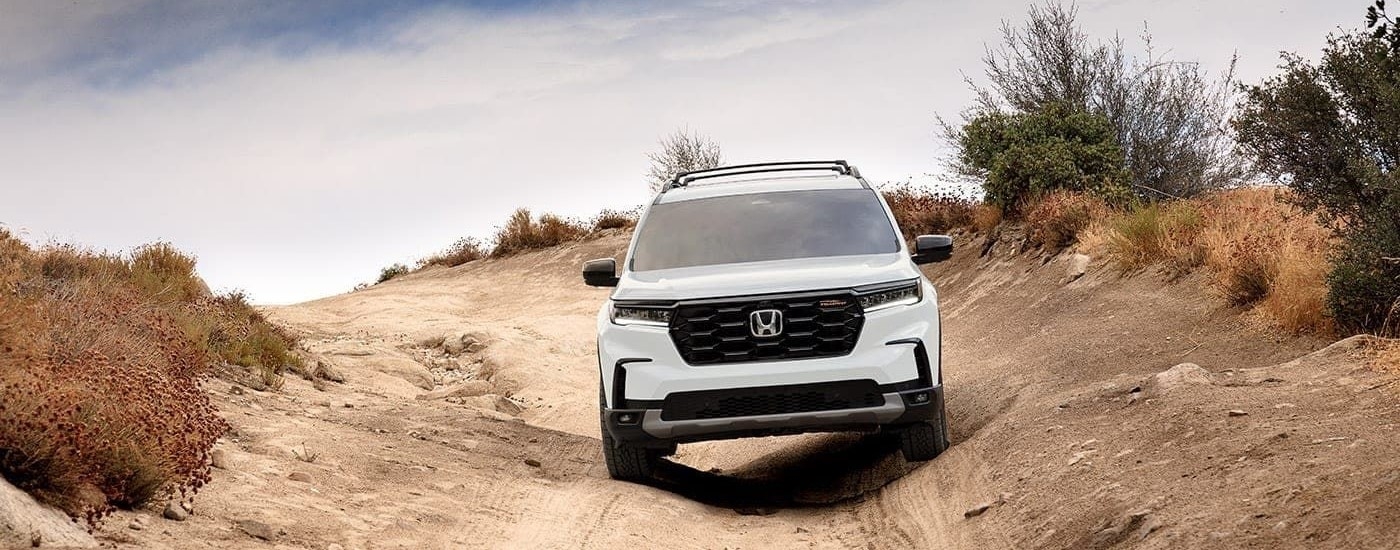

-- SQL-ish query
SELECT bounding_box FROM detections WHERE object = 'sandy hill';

[86,229,1399,549]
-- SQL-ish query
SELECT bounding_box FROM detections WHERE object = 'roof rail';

[665,160,860,191]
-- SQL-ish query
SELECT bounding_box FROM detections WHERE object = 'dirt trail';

[92,229,1399,549]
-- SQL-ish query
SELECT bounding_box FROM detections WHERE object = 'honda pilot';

[583,161,953,481]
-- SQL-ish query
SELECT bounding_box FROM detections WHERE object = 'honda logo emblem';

[749,309,784,338]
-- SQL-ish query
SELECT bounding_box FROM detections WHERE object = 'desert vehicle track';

[94,230,1399,549]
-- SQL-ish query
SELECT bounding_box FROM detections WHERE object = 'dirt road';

[95,230,1400,549]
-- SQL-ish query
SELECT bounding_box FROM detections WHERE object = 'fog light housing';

[616,412,640,425]
[903,391,931,406]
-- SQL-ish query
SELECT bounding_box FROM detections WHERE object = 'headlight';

[610,305,672,327]
[858,282,922,312]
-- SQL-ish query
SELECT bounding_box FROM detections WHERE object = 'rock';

[491,396,524,415]
[162,502,190,521]
[1066,253,1091,281]
[416,380,494,401]
[1147,363,1212,395]
[128,517,146,531]
[314,359,346,383]
[0,477,98,548]
[442,332,489,355]
[288,472,314,483]
[964,501,996,518]
[1228,410,1249,417]
[442,335,467,355]
[524,458,542,468]
[210,448,231,469]
[237,520,277,541]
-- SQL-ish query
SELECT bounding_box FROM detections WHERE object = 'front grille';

[660,380,885,421]
[669,292,864,365]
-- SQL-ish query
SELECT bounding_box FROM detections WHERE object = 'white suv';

[584,161,953,481]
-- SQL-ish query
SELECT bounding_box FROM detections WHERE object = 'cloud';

[0,0,1361,303]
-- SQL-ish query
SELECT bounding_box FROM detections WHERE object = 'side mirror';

[583,258,619,287]
[912,235,953,264]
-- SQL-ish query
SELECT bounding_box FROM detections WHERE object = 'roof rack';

[665,160,861,191]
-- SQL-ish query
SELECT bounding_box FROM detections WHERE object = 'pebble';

[162,502,190,521]
[1228,410,1249,417]
[524,458,542,468]
[964,501,995,518]
[210,449,231,469]
[128,517,147,531]
[238,520,277,541]
[288,472,314,483]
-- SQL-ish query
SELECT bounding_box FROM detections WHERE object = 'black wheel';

[599,387,658,482]
[899,402,950,462]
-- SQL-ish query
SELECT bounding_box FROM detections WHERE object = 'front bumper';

[603,384,943,447]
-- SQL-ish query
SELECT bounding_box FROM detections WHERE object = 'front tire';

[599,387,658,482]
[899,402,950,462]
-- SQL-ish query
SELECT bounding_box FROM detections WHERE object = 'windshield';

[629,189,901,271]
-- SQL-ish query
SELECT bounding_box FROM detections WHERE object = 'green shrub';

[944,2,1246,199]
[957,102,1130,212]
[1327,230,1400,333]
[377,263,410,283]
[1235,9,1400,335]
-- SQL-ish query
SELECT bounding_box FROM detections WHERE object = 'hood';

[611,253,919,302]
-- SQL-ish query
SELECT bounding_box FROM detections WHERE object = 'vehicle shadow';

[645,432,919,510]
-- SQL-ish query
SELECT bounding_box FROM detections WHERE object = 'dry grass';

[1073,188,1334,334]
[972,204,1003,235]
[1023,190,1110,249]
[490,209,591,258]
[417,238,487,270]
[0,230,295,524]
[1372,340,1400,376]
[1106,200,1206,277]
[881,183,981,239]
[590,208,640,232]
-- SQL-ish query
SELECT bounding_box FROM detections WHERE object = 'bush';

[1374,339,1400,375]
[1023,190,1109,249]
[377,263,410,284]
[1088,189,1334,333]
[1235,11,1400,335]
[489,208,590,258]
[418,237,486,269]
[972,204,1003,234]
[880,182,977,239]
[957,102,1130,211]
[0,234,275,524]
[1108,200,1205,275]
[946,2,1247,199]
[127,242,208,304]
[590,209,639,232]
[646,128,722,193]
[205,291,301,388]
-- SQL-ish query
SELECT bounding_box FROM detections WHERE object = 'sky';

[0,0,1363,304]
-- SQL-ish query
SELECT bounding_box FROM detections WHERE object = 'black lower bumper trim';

[602,383,943,446]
